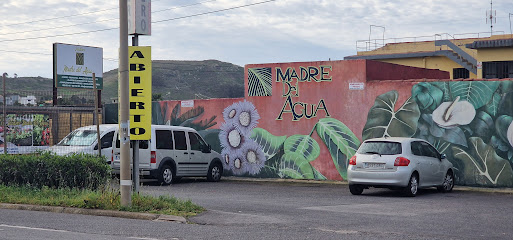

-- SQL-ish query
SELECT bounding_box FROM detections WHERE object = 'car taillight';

[349,156,357,165]
[110,149,113,163]
[151,151,156,164]
[394,157,410,166]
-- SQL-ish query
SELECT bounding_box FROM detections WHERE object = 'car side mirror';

[202,144,212,153]
[94,144,98,150]
[440,153,447,160]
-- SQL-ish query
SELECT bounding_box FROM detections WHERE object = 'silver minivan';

[112,125,223,185]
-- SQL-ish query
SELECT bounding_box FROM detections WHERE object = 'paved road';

[1,179,512,239]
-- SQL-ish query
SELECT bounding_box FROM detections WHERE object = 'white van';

[47,124,118,162]
[112,125,223,185]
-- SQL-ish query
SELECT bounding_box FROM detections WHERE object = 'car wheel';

[404,174,418,197]
[158,165,174,185]
[207,162,222,182]
[349,184,364,195]
[437,171,454,193]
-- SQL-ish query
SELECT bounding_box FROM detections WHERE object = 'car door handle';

[190,152,194,155]
[184,152,188,155]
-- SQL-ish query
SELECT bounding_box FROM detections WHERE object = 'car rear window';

[357,141,402,155]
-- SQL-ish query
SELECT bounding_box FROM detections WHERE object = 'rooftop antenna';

[486,0,496,36]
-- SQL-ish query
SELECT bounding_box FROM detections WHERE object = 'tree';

[152,93,163,101]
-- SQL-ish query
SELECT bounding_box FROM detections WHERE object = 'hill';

[3,60,245,103]
[102,60,244,102]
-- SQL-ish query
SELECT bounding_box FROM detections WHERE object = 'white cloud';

[0,0,512,78]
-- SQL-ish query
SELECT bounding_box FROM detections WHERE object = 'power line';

[3,0,166,27]
[153,0,276,23]
[2,0,217,36]
[0,0,276,43]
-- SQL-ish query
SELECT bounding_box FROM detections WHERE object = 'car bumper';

[347,166,412,187]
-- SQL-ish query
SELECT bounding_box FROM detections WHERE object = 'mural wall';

[104,59,513,187]
[217,59,512,188]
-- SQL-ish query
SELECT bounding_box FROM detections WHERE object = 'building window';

[483,61,513,79]
[453,68,469,79]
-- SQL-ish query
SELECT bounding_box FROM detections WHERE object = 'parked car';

[111,125,223,185]
[47,124,117,162]
[347,137,454,196]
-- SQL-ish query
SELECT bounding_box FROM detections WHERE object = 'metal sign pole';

[2,73,6,155]
[132,34,140,193]
[93,73,101,157]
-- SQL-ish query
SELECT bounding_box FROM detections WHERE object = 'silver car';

[347,137,454,196]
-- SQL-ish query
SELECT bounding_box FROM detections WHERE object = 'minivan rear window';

[357,141,402,155]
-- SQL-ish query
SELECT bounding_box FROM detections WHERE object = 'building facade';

[345,34,513,79]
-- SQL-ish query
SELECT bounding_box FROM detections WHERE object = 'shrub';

[0,152,110,190]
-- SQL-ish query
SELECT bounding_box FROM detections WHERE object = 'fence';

[1,89,101,154]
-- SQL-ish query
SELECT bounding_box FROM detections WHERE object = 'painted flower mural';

[219,100,266,176]
[432,97,476,129]
[362,81,513,187]
[220,100,361,180]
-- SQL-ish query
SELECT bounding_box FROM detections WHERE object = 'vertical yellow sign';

[128,46,152,140]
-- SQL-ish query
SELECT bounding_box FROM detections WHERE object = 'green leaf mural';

[411,82,444,111]
[250,128,287,159]
[315,118,360,179]
[469,111,494,142]
[448,81,500,109]
[431,82,452,102]
[452,137,513,187]
[495,115,513,144]
[484,91,501,117]
[362,90,420,140]
[283,135,321,163]
[278,153,326,180]
[248,67,272,96]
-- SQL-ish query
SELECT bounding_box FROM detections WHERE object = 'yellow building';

[345,34,513,79]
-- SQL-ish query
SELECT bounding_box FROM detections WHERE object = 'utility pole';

[119,0,131,206]
[2,73,6,155]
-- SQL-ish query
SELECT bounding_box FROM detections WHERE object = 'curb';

[0,203,187,223]
[222,176,513,194]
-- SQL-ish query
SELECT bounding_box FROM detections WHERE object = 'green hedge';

[0,152,110,190]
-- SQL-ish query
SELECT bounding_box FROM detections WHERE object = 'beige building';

[345,34,513,79]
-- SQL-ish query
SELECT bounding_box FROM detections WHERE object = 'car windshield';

[357,141,402,155]
[57,130,97,146]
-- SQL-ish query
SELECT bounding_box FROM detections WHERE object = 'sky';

[0,0,512,78]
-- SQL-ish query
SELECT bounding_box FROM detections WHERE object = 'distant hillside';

[102,60,245,102]
[3,60,244,103]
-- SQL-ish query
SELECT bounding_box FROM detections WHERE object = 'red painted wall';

[244,60,449,180]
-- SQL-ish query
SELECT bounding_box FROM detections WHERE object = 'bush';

[0,152,110,190]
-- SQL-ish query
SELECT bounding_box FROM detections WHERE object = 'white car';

[347,137,454,196]
[47,124,117,162]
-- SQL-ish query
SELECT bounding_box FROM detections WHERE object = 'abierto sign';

[128,46,152,140]
[53,43,103,89]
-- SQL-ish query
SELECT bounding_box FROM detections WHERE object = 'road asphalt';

[1,177,511,223]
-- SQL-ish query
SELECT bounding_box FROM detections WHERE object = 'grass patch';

[0,184,204,218]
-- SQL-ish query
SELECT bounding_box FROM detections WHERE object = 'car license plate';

[365,163,385,169]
